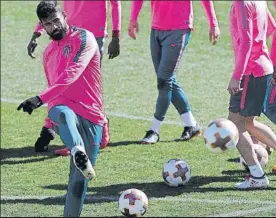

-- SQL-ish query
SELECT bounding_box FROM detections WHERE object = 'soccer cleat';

[55,147,70,156]
[235,175,269,189]
[141,130,159,144]
[34,127,55,152]
[178,124,201,141]
[71,146,95,180]
[100,118,110,150]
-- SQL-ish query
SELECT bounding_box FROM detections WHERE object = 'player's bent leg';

[48,105,94,179]
[99,117,110,149]
[246,117,276,150]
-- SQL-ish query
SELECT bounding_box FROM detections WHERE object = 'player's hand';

[227,78,243,95]
[209,26,220,45]
[128,20,139,40]
[108,37,120,59]
[27,32,41,59]
[17,96,43,115]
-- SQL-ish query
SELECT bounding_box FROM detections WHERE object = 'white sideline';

[210,205,276,217]
[1,97,182,126]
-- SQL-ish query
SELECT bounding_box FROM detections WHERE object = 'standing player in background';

[228,1,276,189]
[27,0,121,155]
[19,2,105,216]
[264,0,276,124]
[128,0,221,144]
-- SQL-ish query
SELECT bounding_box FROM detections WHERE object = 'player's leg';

[34,117,55,152]
[141,29,162,144]
[63,115,102,217]
[95,36,110,149]
[48,105,94,179]
[246,76,276,150]
[229,75,271,189]
[157,29,199,140]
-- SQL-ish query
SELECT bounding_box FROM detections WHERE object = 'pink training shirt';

[34,1,121,38]
[230,1,275,81]
[130,0,218,30]
[40,27,105,126]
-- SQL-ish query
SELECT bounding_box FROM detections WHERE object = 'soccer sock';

[180,111,197,127]
[150,117,162,134]
[249,164,265,178]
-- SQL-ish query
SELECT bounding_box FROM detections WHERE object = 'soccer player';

[228,1,276,189]
[128,0,220,143]
[264,1,276,124]
[18,2,104,216]
[27,0,121,154]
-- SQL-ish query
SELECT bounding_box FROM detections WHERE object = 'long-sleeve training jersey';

[230,1,275,81]
[34,0,121,38]
[40,27,105,126]
[130,0,218,30]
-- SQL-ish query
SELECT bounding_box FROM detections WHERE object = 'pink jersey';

[130,0,218,30]
[230,1,275,81]
[40,27,105,126]
[34,1,121,38]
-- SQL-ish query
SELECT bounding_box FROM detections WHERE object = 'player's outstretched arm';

[128,0,143,40]
[200,0,220,45]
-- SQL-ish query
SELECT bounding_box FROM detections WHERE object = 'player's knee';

[157,78,173,91]
[72,181,85,198]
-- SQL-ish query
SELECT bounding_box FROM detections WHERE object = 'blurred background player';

[128,0,220,144]
[263,0,276,125]
[19,2,105,216]
[227,0,276,189]
[27,0,121,155]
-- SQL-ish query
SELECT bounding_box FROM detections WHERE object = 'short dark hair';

[36,1,60,21]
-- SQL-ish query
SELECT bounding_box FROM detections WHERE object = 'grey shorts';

[229,74,272,117]
[263,83,276,124]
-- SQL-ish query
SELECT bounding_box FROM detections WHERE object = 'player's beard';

[49,28,66,41]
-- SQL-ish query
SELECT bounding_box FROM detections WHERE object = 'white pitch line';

[210,205,276,217]
[1,195,276,206]
[1,97,182,126]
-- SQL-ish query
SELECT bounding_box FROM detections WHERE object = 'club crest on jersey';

[63,45,71,57]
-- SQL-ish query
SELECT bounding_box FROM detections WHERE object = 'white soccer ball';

[118,188,148,217]
[203,118,239,152]
[240,144,268,171]
[162,159,191,187]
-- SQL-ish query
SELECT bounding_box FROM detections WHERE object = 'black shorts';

[229,74,272,117]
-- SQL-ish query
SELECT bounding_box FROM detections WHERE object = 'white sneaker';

[235,175,269,189]
[71,145,95,180]
[141,130,159,144]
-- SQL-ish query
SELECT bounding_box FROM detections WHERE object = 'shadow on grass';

[221,169,276,178]
[0,145,62,165]
[227,157,240,163]
[107,140,141,148]
[4,175,276,206]
[1,176,276,205]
